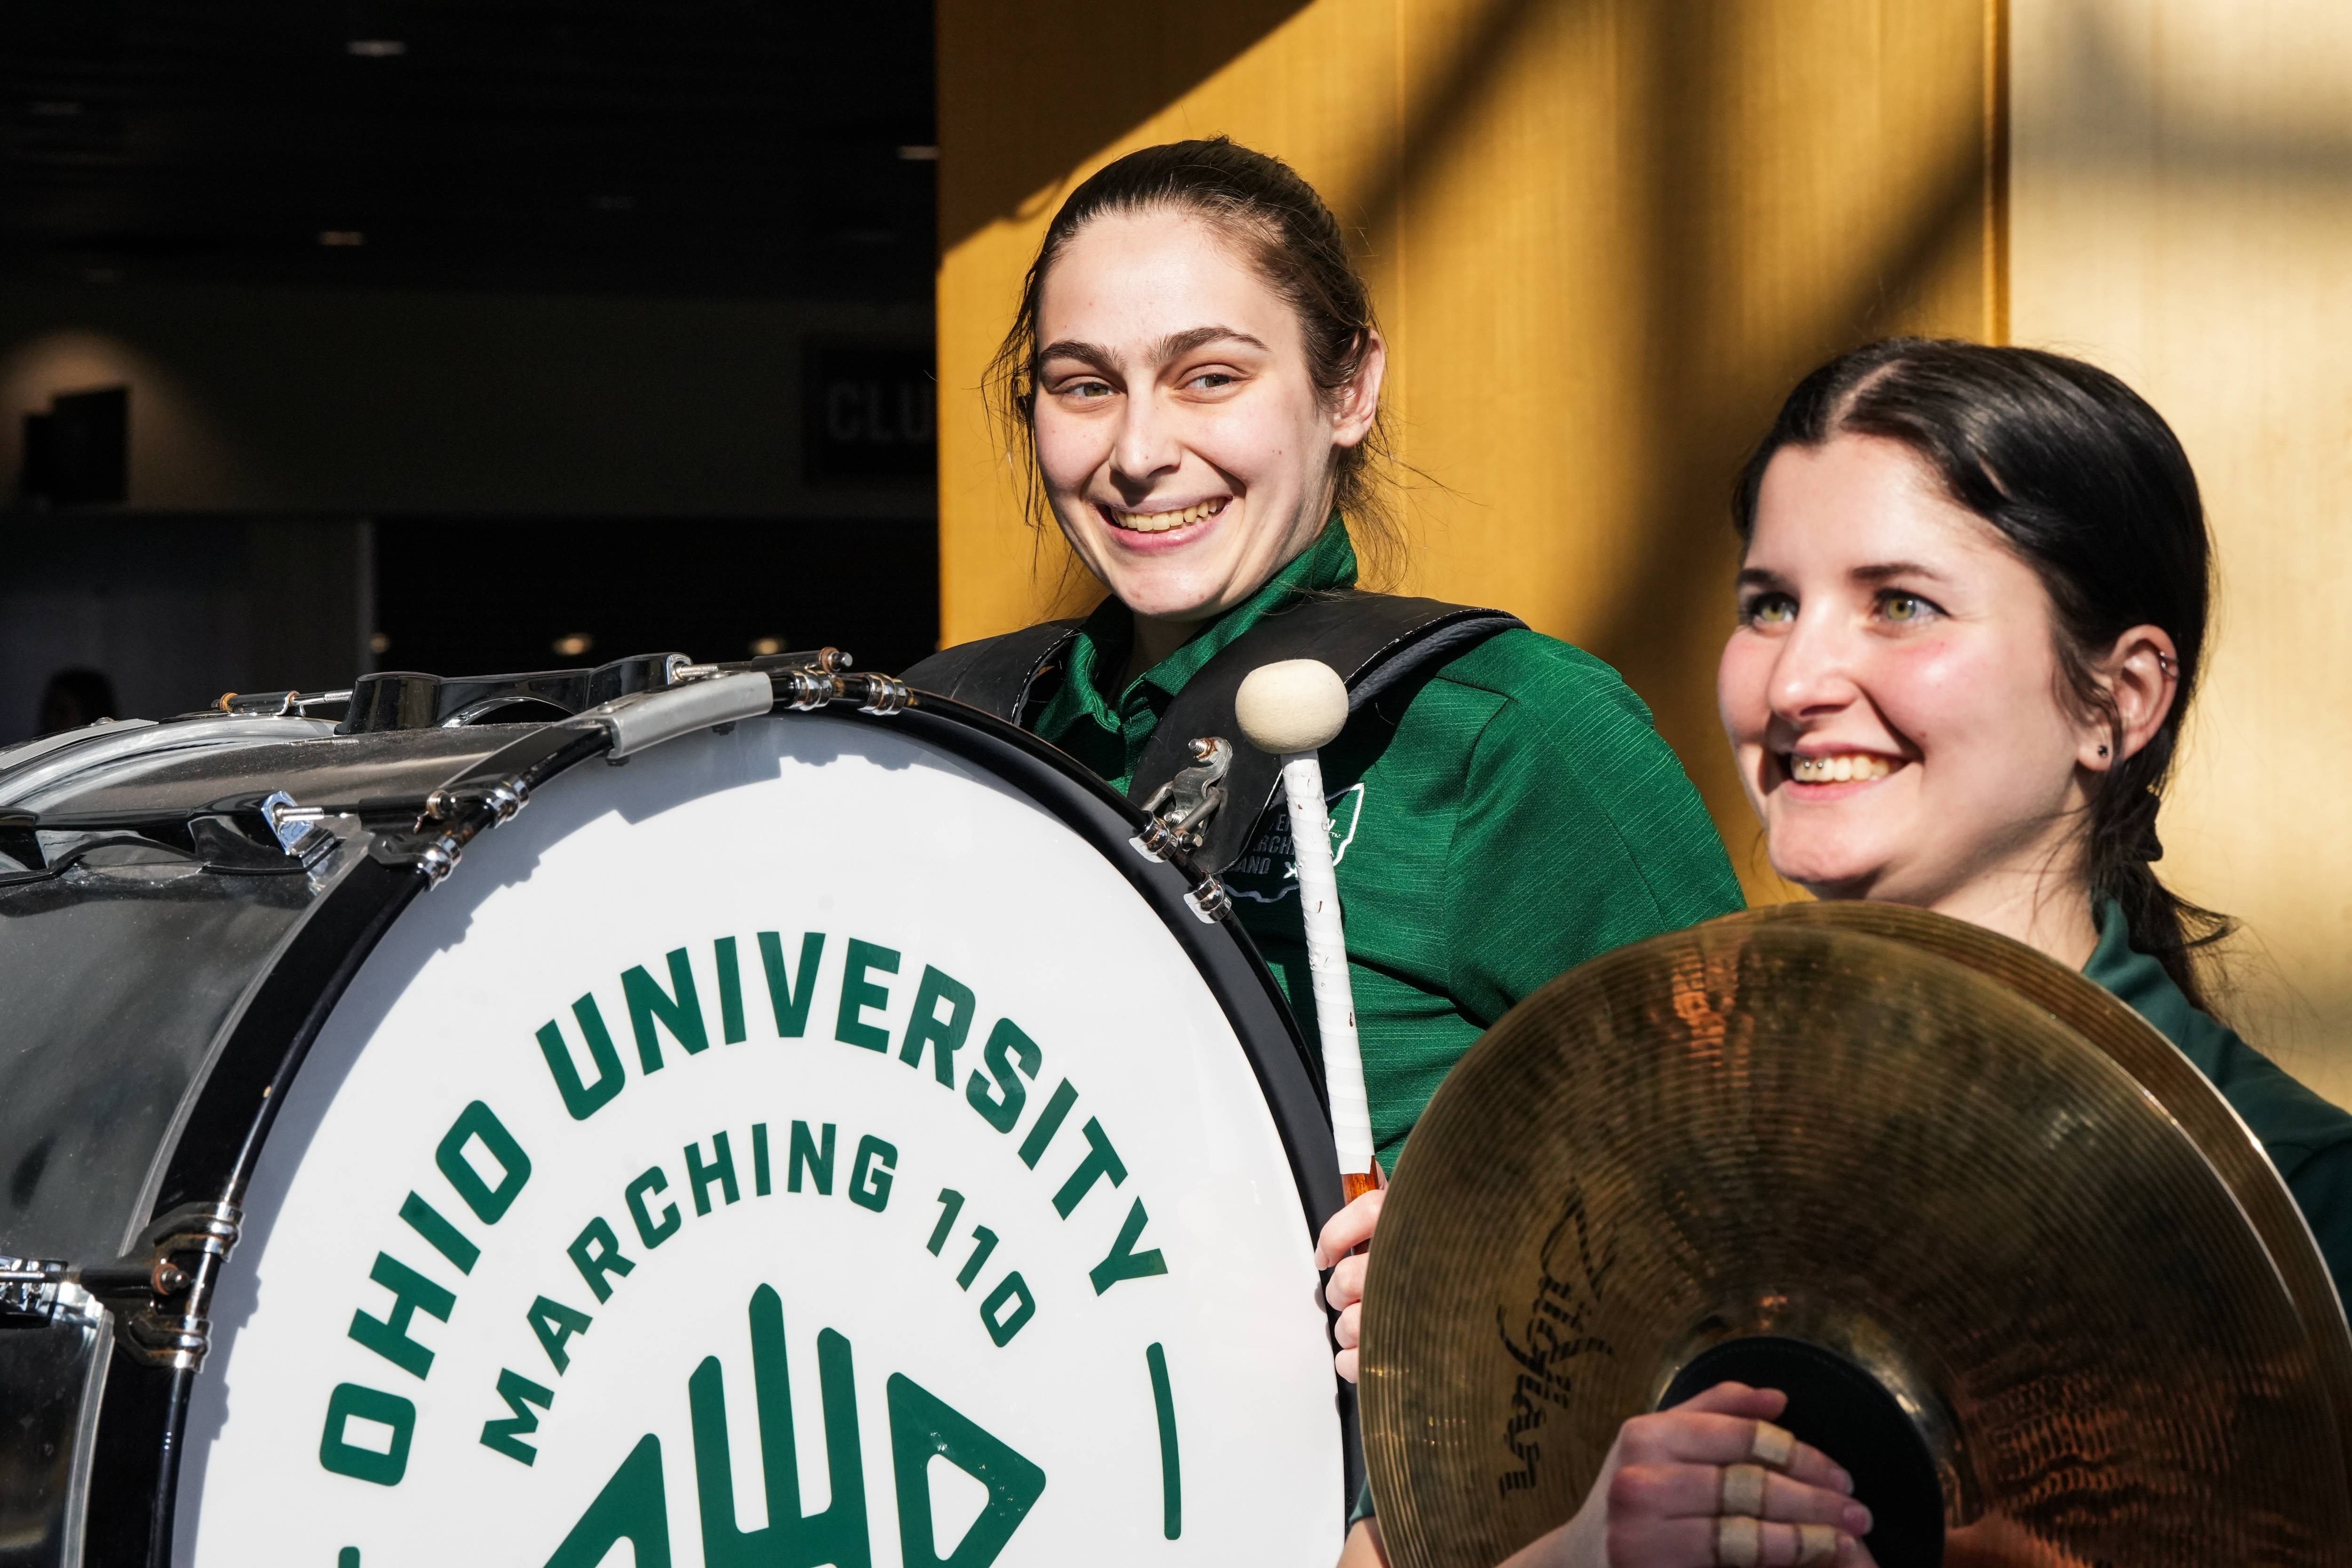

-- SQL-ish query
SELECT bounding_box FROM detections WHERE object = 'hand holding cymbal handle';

[1235,659,1377,1202]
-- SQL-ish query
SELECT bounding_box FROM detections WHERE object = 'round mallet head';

[1234,658,1349,755]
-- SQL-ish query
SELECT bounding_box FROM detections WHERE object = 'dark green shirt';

[1032,522,1745,1165]
[2082,902,2352,1303]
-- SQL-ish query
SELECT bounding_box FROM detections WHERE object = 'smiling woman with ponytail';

[913,136,1744,1201]
[907,140,1748,1506]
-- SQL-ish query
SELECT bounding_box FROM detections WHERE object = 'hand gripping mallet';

[1234,659,1379,1203]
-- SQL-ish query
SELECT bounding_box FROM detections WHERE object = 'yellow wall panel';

[937,0,2000,899]
[2012,0,2352,1100]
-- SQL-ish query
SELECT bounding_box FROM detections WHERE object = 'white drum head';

[176,712,1342,1565]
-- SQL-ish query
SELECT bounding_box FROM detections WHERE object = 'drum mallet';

[1235,659,1379,1204]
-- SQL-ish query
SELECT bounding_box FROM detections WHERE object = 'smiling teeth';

[1790,753,1894,783]
[1111,499,1224,533]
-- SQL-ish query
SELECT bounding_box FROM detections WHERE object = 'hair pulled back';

[986,136,1398,582]
[1733,338,2228,1006]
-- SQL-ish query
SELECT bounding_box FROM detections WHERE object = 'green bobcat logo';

[545,1284,1046,1567]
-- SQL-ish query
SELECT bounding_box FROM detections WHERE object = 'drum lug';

[1134,737,1232,860]
[1127,737,1234,923]
[853,671,912,715]
[417,832,465,886]
[1184,872,1232,924]
[258,789,341,866]
[72,1201,242,1372]
[423,776,529,827]
[775,667,842,709]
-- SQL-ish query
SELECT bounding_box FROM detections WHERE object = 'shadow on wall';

[2028,0,2352,184]
[1573,1,1995,898]
[938,0,1313,251]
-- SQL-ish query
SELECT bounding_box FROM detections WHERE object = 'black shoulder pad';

[1130,593,1523,873]
[900,621,1083,724]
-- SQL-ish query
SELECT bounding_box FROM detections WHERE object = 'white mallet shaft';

[1235,660,1376,1195]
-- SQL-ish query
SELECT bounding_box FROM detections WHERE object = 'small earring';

[2097,744,2109,757]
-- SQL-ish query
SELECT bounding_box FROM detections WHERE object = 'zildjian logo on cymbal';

[1495,1184,1618,1498]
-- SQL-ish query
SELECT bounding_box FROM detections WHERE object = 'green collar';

[2082,899,2352,1169]
[1053,518,1359,731]
[2081,898,2209,1059]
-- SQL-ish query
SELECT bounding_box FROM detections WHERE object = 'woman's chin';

[1095,562,1240,625]
[1765,844,1889,901]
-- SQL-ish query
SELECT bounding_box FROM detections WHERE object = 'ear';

[2080,624,2180,773]
[1329,329,1386,450]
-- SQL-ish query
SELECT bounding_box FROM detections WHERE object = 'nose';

[1108,387,1181,500]
[1767,607,1864,725]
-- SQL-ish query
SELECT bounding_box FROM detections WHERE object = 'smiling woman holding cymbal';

[1338,341,2352,1568]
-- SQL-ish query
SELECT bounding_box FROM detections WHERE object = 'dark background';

[0,0,941,736]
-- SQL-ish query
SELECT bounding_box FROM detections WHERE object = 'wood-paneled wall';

[936,0,2003,898]
[2012,0,2352,1101]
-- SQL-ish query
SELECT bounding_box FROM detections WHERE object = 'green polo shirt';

[1033,522,1745,1166]
[2083,902,2352,1303]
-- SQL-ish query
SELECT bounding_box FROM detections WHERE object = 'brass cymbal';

[1361,911,2352,1568]
[1746,899,2352,1456]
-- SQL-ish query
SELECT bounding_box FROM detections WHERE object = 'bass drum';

[0,658,1351,1567]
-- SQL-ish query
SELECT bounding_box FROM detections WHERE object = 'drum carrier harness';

[905,592,1526,900]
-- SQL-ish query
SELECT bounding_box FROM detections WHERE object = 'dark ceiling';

[0,0,936,299]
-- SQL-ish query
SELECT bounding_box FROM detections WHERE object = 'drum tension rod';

[211,687,353,718]
[771,666,914,715]
[0,1202,240,1371]
[406,660,914,890]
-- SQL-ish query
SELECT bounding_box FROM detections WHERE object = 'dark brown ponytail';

[985,137,1400,583]
[1734,339,2229,1007]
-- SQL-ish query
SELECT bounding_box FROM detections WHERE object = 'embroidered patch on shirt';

[1226,783,1366,904]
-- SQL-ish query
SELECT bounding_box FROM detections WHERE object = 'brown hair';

[985,137,1400,584]
[1735,339,2229,1007]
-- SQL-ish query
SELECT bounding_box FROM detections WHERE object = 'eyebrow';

[1035,325,1270,374]
[1152,325,1268,360]
[1036,338,1119,374]
[1849,560,1947,584]
[1732,561,1948,591]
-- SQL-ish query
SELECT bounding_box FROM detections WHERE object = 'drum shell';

[0,721,499,1568]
